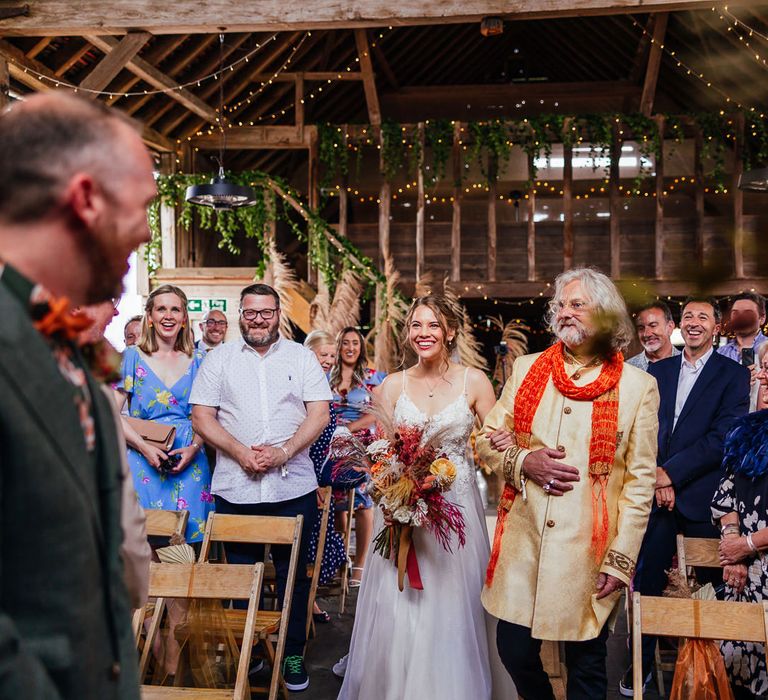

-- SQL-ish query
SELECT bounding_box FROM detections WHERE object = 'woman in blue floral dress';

[115,285,213,543]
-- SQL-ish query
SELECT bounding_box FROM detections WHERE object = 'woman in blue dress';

[328,326,386,586]
[115,284,213,544]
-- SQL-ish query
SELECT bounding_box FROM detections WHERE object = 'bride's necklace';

[423,373,444,398]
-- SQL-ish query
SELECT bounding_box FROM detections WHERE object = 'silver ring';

[543,483,551,493]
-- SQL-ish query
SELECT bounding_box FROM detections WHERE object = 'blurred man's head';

[123,315,142,346]
[727,292,766,340]
[0,93,156,305]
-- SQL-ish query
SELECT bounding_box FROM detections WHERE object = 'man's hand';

[719,535,751,566]
[521,447,580,496]
[236,445,267,476]
[655,485,675,511]
[723,563,749,594]
[595,572,626,600]
[252,445,288,471]
[655,466,672,488]
[488,428,515,452]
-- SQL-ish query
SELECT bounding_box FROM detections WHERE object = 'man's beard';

[81,219,128,304]
[641,336,663,353]
[240,320,279,348]
[555,321,589,347]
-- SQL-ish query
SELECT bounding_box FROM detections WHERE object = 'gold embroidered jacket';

[478,351,659,642]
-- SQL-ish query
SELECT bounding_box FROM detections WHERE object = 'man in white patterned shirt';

[190,283,331,693]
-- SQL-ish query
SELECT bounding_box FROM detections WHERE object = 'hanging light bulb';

[186,34,257,210]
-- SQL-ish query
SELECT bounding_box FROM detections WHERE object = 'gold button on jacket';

[477,351,659,642]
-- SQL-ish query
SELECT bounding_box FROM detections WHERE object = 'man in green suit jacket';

[0,93,157,698]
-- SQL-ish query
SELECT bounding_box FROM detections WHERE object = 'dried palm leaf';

[442,278,489,372]
[413,270,435,298]
[371,254,408,373]
[329,268,363,336]
[309,286,331,331]
[261,240,298,340]
[487,315,530,386]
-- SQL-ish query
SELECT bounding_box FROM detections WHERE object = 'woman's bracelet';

[191,440,202,452]
[747,533,758,553]
[721,524,740,537]
[280,445,291,462]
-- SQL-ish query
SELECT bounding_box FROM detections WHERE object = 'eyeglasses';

[205,319,228,328]
[553,300,589,314]
[240,308,278,321]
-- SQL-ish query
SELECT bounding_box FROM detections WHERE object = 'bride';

[338,295,516,700]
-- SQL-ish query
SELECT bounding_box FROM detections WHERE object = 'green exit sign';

[187,299,227,313]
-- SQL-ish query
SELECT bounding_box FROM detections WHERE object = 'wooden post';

[639,13,668,117]
[416,122,426,281]
[0,56,9,109]
[159,152,177,269]
[378,130,391,268]
[294,73,304,138]
[307,128,320,286]
[487,153,498,282]
[339,127,349,240]
[265,189,277,245]
[654,115,665,279]
[694,126,705,267]
[609,121,621,278]
[562,118,574,271]
[451,121,462,282]
[733,112,745,278]
[527,155,536,282]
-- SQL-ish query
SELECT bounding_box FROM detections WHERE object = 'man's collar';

[682,345,714,369]
[238,334,282,357]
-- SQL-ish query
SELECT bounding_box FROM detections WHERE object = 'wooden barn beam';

[451,121,462,283]
[654,115,665,279]
[415,122,425,281]
[527,155,536,281]
[0,38,175,152]
[639,12,668,117]
[562,118,574,271]
[487,154,498,282]
[79,32,150,94]
[733,111,745,279]
[188,125,316,149]
[609,122,622,278]
[354,29,381,128]
[27,37,53,59]
[694,126,705,266]
[85,35,219,124]
[0,1,718,36]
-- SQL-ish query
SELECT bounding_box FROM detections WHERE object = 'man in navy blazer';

[619,297,750,696]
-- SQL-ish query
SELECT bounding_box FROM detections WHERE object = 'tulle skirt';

[338,478,517,700]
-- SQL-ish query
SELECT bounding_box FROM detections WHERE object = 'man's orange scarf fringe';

[486,342,623,586]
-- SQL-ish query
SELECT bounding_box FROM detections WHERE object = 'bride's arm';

[466,368,497,425]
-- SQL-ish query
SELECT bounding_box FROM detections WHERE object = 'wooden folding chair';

[632,591,768,699]
[136,561,263,700]
[144,509,189,541]
[198,513,304,700]
[316,488,356,614]
[676,534,721,576]
[306,486,332,639]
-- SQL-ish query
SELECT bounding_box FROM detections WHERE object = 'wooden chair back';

[306,486,332,639]
[198,513,303,700]
[631,591,768,699]
[138,562,263,700]
[145,509,189,540]
[676,534,721,576]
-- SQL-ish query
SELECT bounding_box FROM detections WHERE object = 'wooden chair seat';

[174,609,281,641]
[142,688,234,699]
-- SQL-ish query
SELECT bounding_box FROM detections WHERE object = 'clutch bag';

[125,417,176,452]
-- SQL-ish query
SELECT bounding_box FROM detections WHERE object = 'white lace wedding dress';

[338,372,517,700]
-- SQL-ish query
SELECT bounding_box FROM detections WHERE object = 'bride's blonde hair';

[401,295,460,370]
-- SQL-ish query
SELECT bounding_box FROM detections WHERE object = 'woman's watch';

[191,440,202,452]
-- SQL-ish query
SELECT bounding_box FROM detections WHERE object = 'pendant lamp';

[185,34,257,210]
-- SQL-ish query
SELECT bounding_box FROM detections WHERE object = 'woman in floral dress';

[115,284,213,543]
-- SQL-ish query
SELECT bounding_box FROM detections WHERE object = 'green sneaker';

[282,655,309,691]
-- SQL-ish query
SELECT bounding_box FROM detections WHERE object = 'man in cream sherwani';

[477,268,659,699]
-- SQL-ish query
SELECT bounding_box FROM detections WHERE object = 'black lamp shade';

[185,173,258,210]
[738,167,768,192]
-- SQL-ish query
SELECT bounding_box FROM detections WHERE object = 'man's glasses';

[240,308,278,321]
[205,319,228,328]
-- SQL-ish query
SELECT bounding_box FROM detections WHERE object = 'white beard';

[555,323,589,347]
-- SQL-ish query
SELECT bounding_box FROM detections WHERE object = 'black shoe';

[248,658,265,677]
[282,655,309,692]
[618,665,652,697]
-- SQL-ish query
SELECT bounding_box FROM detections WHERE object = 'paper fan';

[156,543,196,564]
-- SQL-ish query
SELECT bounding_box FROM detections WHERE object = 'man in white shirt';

[620,297,750,695]
[195,309,228,352]
[190,283,331,693]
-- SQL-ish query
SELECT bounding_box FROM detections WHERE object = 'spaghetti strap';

[402,370,407,393]
[463,367,469,395]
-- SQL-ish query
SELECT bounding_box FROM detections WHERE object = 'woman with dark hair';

[115,284,213,544]
[338,295,515,699]
[329,326,386,585]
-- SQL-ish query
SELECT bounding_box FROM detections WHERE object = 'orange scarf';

[486,343,623,586]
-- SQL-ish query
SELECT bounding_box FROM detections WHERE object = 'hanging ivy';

[743,113,768,172]
[318,123,349,189]
[467,120,513,184]
[423,119,454,183]
[380,120,404,182]
[696,112,732,192]
[623,113,661,193]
